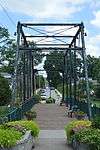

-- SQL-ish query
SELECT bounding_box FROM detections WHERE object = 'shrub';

[25,110,37,120]
[75,111,87,120]
[0,106,10,117]
[46,97,55,103]
[74,128,100,150]
[0,75,11,105]
[92,116,100,129]
[7,120,39,137]
[65,120,91,144]
[94,85,100,98]
[34,94,42,103]
[0,128,22,148]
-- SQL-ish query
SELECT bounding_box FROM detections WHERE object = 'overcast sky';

[0,0,100,57]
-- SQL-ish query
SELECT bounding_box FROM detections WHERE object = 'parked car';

[41,92,46,99]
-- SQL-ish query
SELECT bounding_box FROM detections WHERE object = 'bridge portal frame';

[12,22,92,119]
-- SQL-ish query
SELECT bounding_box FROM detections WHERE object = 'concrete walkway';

[34,130,72,150]
[33,103,73,129]
[33,104,73,150]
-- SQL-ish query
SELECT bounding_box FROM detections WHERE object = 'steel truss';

[12,22,92,119]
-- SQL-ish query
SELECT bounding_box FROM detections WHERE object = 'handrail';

[0,97,36,124]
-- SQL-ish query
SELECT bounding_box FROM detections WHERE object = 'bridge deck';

[33,104,73,150]
[33,103,73,129]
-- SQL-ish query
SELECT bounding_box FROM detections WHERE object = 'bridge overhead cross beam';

[13,21,91,120]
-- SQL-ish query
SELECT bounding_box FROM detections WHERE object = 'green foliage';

[75,111,86,120]
[92,116,100,129]
[74,128,100,150]
[0,75,11,105]
[46,97,55,103]
[0,26,44,75]
[92,100,100,108]
[75,111,85,115]
[0,106,10,117]
[94,85,100,98]
[0,120,39,148]
[25,110,37,120]
[28,41,44,65]
[44,51,63,88]
[36,75,45,89]
[0,128,22,148]
[57,83,67,94]
[34,94,42,103]
[87,55,100,81]
[0,26,9,38]
[0,26,16,74]
[65,120,91,144]
[7,120,40,137]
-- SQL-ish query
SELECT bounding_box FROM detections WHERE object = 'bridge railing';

[0,97,36,124]
[66,98,100,118]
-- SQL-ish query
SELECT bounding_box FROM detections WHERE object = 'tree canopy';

[0,27,16,74]
[44,52,100,89]
[44,51,63,88]
[0,75,11,105]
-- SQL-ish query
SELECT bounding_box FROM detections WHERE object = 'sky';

[0,0,100,57]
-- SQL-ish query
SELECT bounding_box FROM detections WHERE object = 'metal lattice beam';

[13,21,92,120]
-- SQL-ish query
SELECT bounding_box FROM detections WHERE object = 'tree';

[28,41,44,66]
[0,26,16,74]
[0,27,44,75]
[35,75,45,89]
[0,75,11,105]
[44,51,84,88]
[44,51,64,88]
[87,55,100,81]
[94,85,100,99]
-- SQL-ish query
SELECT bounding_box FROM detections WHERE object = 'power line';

[0,1,16,27]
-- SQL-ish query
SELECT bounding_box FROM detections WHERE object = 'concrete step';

[34,130,72,150]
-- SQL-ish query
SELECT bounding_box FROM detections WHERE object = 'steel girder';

[13,21,92,119]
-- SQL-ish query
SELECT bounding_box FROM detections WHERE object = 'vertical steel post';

[32,53,34,96]
[12,22,21,101]
[69,49,73,109]
[62,55,65,102]
[65,51,69,106]
[32,52,35,95]
[26,51,29,98]
[81,22,92,119]
[29,50,32,97]
[73,41,77,102]
[19,65,22,101]
[23,52,26,101]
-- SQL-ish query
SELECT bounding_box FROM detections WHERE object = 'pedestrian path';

[33,103,73,129]
[33,104,73,150]
[34,130,72,150]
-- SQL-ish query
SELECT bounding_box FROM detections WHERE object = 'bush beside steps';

[0,120,39,150]
[65,117,100,150]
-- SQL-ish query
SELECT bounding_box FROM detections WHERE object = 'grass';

[92,100,100,108]
[57,83,100,108]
